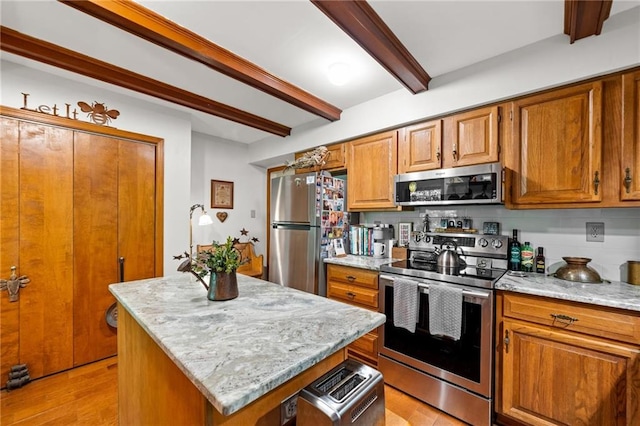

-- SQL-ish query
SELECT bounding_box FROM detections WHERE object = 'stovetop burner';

[380,231,510,289]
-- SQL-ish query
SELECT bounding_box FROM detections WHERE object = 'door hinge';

[6,364,30,390]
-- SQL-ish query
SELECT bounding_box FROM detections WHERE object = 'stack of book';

[349,225,374,256]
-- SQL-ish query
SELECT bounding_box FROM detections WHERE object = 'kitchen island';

[109,274,385,425]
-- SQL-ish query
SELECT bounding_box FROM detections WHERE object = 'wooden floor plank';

[1,356,464,425]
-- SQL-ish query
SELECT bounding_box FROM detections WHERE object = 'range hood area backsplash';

[361,207,640,283]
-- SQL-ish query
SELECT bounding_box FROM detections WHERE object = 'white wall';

[1,61,192,275]
[190,133,267,258]
[248,6,640,168]
[362,206,640,283]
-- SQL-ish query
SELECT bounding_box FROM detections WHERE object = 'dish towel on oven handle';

[428,284,463,340]
[393,277,419,333]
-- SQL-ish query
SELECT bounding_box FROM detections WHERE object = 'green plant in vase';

[194,236,241,301]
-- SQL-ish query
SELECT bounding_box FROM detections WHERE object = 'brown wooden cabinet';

[442,105,500,168]
[0,107,162,384]
[326,264,379,367]
[398,119,442,173]
[508,81,603,206]
[346,130,398,210]
[294,143,346,173]
[621,69,640,200]
[496,292,640,426]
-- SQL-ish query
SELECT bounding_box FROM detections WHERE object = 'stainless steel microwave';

[394,162,504,206]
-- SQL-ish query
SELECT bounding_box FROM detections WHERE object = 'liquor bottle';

[509,229,521,271]
[521,241,534,272]
[535,247,546,274]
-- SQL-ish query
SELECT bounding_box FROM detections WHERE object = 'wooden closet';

[0,106,163,384]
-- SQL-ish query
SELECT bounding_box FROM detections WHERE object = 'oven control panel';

[410,231,509,258]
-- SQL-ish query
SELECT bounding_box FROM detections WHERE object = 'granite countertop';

[495,272,640,312]
[109,274,385,416]
[323,254,396,271]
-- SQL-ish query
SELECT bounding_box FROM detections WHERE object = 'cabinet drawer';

[502,293,640,345]
[328,281,378,310]
[327,264,378,289]
[348,332,378,360]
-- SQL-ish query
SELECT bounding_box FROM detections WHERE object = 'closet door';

[0,120,75,381]
[73,133,119,366]
[73,134,156,366]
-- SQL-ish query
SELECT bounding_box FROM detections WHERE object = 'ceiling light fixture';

[327,62,352,86]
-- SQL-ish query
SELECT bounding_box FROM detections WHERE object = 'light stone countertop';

[109,274,386,416]
[323,254,397,271]
[495,272,640,312]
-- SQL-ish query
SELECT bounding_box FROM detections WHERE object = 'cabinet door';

[347,130,398,210]
[398,120,442,173]
[443,105,499,168]
[621,70,640,200]
[501,319,639,425]
[511,82,603,204]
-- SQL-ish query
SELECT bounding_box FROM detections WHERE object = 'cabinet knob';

[452,143,458,161]
[346,291,356,299]
[624,167,632,194]
[346,275,356,282]
[504,329,510,353]
[593,171,600,195]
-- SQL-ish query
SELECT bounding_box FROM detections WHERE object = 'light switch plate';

[586,222,604,242]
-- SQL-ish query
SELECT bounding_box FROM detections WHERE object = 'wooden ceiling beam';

[564,0,612,44]
[311,0,431,94]
[0,26,291,137]
[59,0,342,122]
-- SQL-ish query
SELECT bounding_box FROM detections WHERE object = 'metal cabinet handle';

[346,275,356,282]
[593,171,600,195]
[119,257,125,282]
[550,313,578,326]
[452,143,458,161]
[436,146,441,161]
[624,167,632,193]
[504,330,510,354]
[346,291,356,299]
[0,266,30,303]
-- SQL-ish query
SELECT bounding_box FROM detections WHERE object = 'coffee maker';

[372,224,394,258]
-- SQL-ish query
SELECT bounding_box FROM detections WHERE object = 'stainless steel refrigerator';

[269,172,346,296]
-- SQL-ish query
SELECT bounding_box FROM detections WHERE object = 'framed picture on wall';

[211,180,234,209]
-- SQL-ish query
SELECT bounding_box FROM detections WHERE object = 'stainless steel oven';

[378,232,509,426]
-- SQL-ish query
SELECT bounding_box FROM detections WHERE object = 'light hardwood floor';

[1,357,466,425]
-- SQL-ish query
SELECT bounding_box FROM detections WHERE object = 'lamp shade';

[198,213,214,226]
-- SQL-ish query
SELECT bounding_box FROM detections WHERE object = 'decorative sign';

[19,93,120,126]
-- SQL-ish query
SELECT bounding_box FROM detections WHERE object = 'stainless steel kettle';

[436,240,466,275]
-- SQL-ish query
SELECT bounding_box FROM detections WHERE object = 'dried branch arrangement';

[285,146,329,170]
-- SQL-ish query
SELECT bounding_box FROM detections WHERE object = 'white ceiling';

[2,0,639,145]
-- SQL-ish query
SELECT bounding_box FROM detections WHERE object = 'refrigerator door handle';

[272,223,312,230]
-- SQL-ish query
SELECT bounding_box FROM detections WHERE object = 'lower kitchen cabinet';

[496,292,640,426]
[326,264,379,367]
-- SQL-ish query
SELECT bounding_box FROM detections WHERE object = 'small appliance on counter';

[373,224,394,258]
[297,359,385,426]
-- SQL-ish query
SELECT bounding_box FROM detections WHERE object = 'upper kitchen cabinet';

[397,119,442,174]
[347,130,399,210]
[621,69,640,201]
[294,143,346,174]
[508,81,603,206]
[442,105,500,168]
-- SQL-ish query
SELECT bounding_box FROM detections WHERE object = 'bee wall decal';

[77,101,120,125]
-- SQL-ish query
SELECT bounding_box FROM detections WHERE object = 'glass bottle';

[509,229,521,271]
[521,241,534,272]
[535,247,546,274]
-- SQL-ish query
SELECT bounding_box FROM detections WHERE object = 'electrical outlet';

[586,222,604,242]
[280,392,297,426]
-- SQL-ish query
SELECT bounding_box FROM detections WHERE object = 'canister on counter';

[628,261,640,285]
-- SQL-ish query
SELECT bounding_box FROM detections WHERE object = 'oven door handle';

[379,274,490,299]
